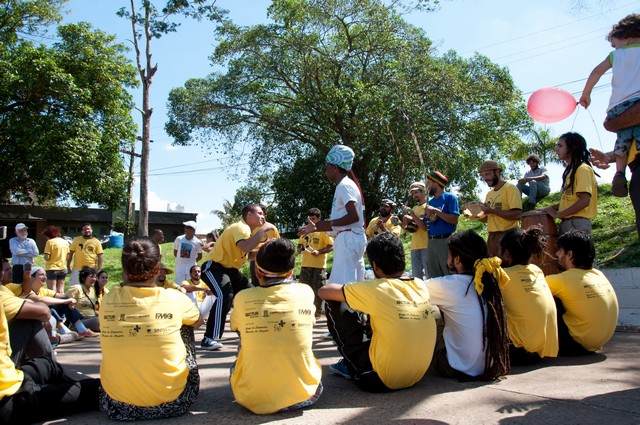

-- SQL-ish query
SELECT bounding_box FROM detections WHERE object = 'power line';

[471,1,637,52]
[522,73,611,96]
[140,162,251,177]
[504,36,603,65]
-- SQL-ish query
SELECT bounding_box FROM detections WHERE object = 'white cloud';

[147,191,178,212]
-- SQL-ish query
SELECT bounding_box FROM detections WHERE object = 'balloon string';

[585,107,605,151]
[570,103,580,131]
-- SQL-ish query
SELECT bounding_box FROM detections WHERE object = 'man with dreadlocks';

[427,230,510,381]
[544,132,598,236]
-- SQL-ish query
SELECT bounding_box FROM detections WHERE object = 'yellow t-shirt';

[502,265,558,357]
[44,237,69,271]
[65,285,98,318]
[230,283,321,414]
[4,283,27,297]
[0,301,24,398]
[161,280,182,291]
[366,216,402,239]
[208,221,252,269]
[5,283,57,299]
[180,279,209,302]
[0,285,26,321]
[344,277,437,390]
[629,141,638,164]
[69,236,104,271]
[100,286,200,407]
[547,268,618,351]
[410,204,428,250]
[558,163,598,220]
[484,182,522,232]
[300,231,333,269]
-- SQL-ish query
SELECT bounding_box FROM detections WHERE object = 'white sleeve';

[426,277,451,308]
[173,237,181,250]
[342,181,359,205]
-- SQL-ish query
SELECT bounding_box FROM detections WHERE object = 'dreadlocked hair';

[559,132,598,195]
[449,230,510,380]
[500,227,547,266]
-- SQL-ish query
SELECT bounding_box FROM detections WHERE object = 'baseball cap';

[427,171,449,187]
[15,223,27,231]
[409,182,426,193]
[183,220,197,230]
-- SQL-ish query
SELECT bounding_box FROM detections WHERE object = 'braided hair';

[559,132,597,195]
[449,230,510,380]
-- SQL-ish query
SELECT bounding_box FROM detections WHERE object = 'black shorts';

[46,269,67,280]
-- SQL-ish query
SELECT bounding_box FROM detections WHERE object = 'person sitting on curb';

[427,230,510,381]
[230,238,322,414]
[319,232,436,392]
[546,231,619,356]
[499,228,559,365]
[517,154,550,208]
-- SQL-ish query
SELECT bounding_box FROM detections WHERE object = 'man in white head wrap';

[299,144,366,284]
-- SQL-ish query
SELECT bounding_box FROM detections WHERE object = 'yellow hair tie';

[473,257,509,295]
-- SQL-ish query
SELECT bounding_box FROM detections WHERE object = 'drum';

[520,210,560,275]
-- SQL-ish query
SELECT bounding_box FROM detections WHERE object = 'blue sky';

[61,0,639,232]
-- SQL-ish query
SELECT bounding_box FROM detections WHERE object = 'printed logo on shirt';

[179,241,193,259]
[155,312,173,320]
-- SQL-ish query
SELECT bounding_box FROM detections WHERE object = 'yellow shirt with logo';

[230,283,321,414]
[65,285,98,318]
[161,280,182,291]
[208,221,252,269]
[0,301,24,398]
[366,216,402,239]
[69,236,104,270]
[300,231,333,269]
[0,285,26,321]
[180,279,209,302]
[502,265,558,357]
[344,277,437,390]
[100,286,199,407]
[558,163,598,220]
[484,182,522,232]
[629,141,638,164]
[410,204,428,250]
[44,237,69,271]
[547,268,618,351]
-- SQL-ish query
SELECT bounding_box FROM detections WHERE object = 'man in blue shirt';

[424,172,459,278]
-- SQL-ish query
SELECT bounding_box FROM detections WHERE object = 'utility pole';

[120,143,142,237]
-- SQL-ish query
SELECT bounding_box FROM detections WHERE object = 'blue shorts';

[607,97,640,157]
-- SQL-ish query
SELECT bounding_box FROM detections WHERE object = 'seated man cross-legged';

[230,238,322,414]
[319,232,437,393]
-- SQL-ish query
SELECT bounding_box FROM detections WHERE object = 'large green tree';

[0,12,138,208]
[166,0,531,224]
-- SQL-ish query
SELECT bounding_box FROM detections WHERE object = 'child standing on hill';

[580,14,640,197]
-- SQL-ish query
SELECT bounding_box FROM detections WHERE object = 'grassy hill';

[32,184,638,289]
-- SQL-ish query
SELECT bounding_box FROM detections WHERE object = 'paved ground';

[50,321,640,425]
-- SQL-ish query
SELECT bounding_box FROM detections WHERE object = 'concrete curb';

[603,267,640,331]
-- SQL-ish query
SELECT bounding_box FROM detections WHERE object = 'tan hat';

[479,160,501,172]
[159,263,173,274]
[409,181,426,193]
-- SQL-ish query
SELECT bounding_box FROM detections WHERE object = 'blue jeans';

[517,180,549,205]
[411,249,429,280]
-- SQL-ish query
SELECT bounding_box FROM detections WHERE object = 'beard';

[428,188,436,197]
[486,175,499,187]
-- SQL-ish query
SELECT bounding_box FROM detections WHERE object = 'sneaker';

[77,330,99,338]
[329,359,352,380]
[612,171,629,197]
[59,332,79,344]
[321,331,333,340]
[201,337,223,351]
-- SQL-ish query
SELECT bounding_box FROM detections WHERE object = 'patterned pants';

[99,327,200,421]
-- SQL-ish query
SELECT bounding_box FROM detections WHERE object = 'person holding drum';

[543,132,598,236]
[366,199,402,240]
[425,171,460,278]
[402,182,429,280]
[478,160,523,257]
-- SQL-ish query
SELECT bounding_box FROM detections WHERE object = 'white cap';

[15,223,27,231]
[183,220,197,230]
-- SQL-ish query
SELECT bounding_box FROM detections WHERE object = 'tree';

[117,0,224,236]
[507,128,561,166]
[166,0,531,219]
[0,19,138,208]
[212,183,269,228]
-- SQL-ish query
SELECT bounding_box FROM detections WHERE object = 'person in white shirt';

[299,144,366,285]
[427,230,510,381]
[173,221,203,283]
[9,223,39,284]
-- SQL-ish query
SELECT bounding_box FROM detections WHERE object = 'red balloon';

[527,87,577,124]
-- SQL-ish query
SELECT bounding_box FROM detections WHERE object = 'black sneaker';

[329,359,352,380]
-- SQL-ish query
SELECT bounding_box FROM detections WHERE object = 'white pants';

[329,231,366,285]
[175,263,195,284]
[187,294,216,318]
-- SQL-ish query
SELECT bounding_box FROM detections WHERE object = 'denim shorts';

[608,97,640,157]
